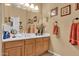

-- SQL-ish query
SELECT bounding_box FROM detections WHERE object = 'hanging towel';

[53,25,59,35]
[70,23,77,45]
[77,23,79,45]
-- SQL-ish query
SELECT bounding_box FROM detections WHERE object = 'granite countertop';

[2,33,50,42]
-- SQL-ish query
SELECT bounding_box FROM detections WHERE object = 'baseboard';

[48,50,61,56]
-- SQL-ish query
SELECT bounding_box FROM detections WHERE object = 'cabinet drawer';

[25,39,35,45]
[43,37,50,40]
[4,46,23,56]
[3,40,24,49]
[35,38,43,43]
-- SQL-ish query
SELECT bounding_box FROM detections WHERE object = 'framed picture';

[75,3,79,10]
[28,19,33,24]
[33,16,37,22]
[61,5,71,17]
[50,7,58,17]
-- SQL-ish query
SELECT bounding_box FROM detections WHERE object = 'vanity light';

[34,6,39,10]
[24,3,30,7]
[19,3,25,5]
[30,4,34,9]
[4,3,39,12]
[5,3,11,6]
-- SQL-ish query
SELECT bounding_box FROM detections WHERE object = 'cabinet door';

[36,38,44,56]
[3,40,24,56]
[4,46,23,56]
[25,39,35,56]
[43,37,49,52]
[25,45,34,56]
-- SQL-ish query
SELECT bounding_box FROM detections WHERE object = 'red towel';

[70,23,77,45]
[53,25,59,35]
[77,23,79,45]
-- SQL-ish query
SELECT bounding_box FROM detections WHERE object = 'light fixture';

[24,3,30,7]
[5,3,11,6]
[34,6,39,10]
[4,3,39,12]
[19,3,25,5]
[30,4,34,9]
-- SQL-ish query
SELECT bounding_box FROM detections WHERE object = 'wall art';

[50,7,58,17]
[75,3,79,10]
[33,16,37,22]
[61,5,71,17]
[28,19,33,24]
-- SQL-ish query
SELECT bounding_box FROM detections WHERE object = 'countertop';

[2,33,50,42]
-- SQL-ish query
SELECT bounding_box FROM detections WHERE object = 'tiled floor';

[42,52,55,56]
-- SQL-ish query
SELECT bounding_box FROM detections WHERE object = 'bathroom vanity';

[2,33,50,56]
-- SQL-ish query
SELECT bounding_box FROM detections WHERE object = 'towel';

[70,23,78,45]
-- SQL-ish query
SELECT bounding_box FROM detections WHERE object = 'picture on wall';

[50,7,58,17]
[61,5,71,17]
[28,19,33,24]
[75,3,79,10]
[33,16,37,22]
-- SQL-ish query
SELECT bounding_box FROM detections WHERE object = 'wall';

[0,4,3,55]
[42,3,79,56]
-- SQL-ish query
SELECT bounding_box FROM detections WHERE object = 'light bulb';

[5,3,11,6]
[19,3,24,5]
[34,6,39,10]
[30,4,34,9]
[24,3,30,7]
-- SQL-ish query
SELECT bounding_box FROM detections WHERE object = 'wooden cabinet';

[43,37,49,52]
[3,40,24,56]
[35,37,49,56]
[4,46,23,56]
[24,39,35,56]
[2,37,50,56]
[35,38,44,55]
